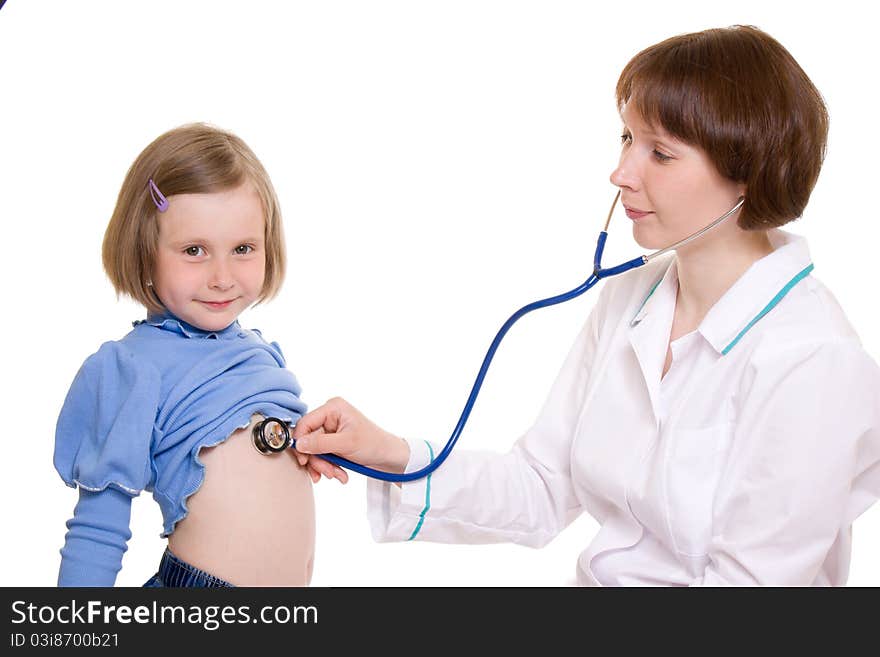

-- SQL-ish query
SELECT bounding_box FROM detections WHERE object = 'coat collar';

[625,229,814,427]
[629,229,814,356]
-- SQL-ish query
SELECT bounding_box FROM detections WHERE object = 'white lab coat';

[367,229,880,586]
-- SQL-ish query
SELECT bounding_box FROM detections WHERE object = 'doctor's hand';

[292,397,411,485]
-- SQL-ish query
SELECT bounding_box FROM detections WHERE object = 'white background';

[1,1,877,587]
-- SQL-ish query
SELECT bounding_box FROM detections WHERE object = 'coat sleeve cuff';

[366,438,436,542]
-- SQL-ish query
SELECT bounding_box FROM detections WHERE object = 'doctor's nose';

[609,153,640,192]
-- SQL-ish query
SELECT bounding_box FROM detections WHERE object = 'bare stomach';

[168,414,315,586]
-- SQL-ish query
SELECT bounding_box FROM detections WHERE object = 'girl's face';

[609,104,745,252]
[151,182,266,332]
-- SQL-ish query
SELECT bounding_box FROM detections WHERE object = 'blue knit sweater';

[53,310,307,586]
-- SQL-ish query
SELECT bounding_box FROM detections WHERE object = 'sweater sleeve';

[54,341,160,586]
[54,341,161,495]
[58,487,134,586]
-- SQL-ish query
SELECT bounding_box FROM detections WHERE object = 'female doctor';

[293,25,880,586]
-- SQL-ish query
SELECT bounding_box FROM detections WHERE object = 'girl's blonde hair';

[102,123,285,314]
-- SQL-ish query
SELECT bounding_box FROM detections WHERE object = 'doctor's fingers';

[294,427,325,466]
[299,453,349,484]
[313,460,349,484]
[293,398,352,438]
[294,429,360,457]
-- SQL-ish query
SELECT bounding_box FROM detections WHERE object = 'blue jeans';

[143,548,235,588]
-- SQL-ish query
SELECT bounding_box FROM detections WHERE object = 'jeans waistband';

[156,548,235,588]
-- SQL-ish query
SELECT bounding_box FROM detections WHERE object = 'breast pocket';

[665,421,734,557]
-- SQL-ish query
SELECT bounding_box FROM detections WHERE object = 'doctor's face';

[609,104,745,252]
[151,182,267,332]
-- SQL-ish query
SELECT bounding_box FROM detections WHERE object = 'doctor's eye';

[620,132,632,145]
[184,246,205,257]
[234,244,255,255]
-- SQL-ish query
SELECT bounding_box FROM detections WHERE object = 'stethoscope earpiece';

[253,417,292,454]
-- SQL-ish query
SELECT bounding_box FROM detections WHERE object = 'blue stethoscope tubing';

[297,191,746,482]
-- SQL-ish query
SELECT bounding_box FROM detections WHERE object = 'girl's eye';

[620,132,632,145]
[234,244,254,255]
[653,150,672,162]
[184,246,204,257]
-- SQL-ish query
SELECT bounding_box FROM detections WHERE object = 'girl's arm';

[58,487,134,586]
[54,341,161,586]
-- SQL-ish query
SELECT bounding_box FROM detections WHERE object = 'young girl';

[54,123,330,587]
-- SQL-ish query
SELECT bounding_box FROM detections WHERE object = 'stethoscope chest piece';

[253,417,292,454]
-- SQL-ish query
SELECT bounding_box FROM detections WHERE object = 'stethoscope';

[254,191,746,481]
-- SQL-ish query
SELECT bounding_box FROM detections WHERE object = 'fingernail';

[297,438,310,452]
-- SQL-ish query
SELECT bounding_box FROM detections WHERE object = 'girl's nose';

[208,259,234,290]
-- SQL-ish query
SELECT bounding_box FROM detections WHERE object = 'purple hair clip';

[148,178,169,212]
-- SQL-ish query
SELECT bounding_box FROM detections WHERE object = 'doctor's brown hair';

[616,25,828,230]
[102,123,286,314]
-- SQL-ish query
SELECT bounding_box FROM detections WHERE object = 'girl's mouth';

[200,299,235,310]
